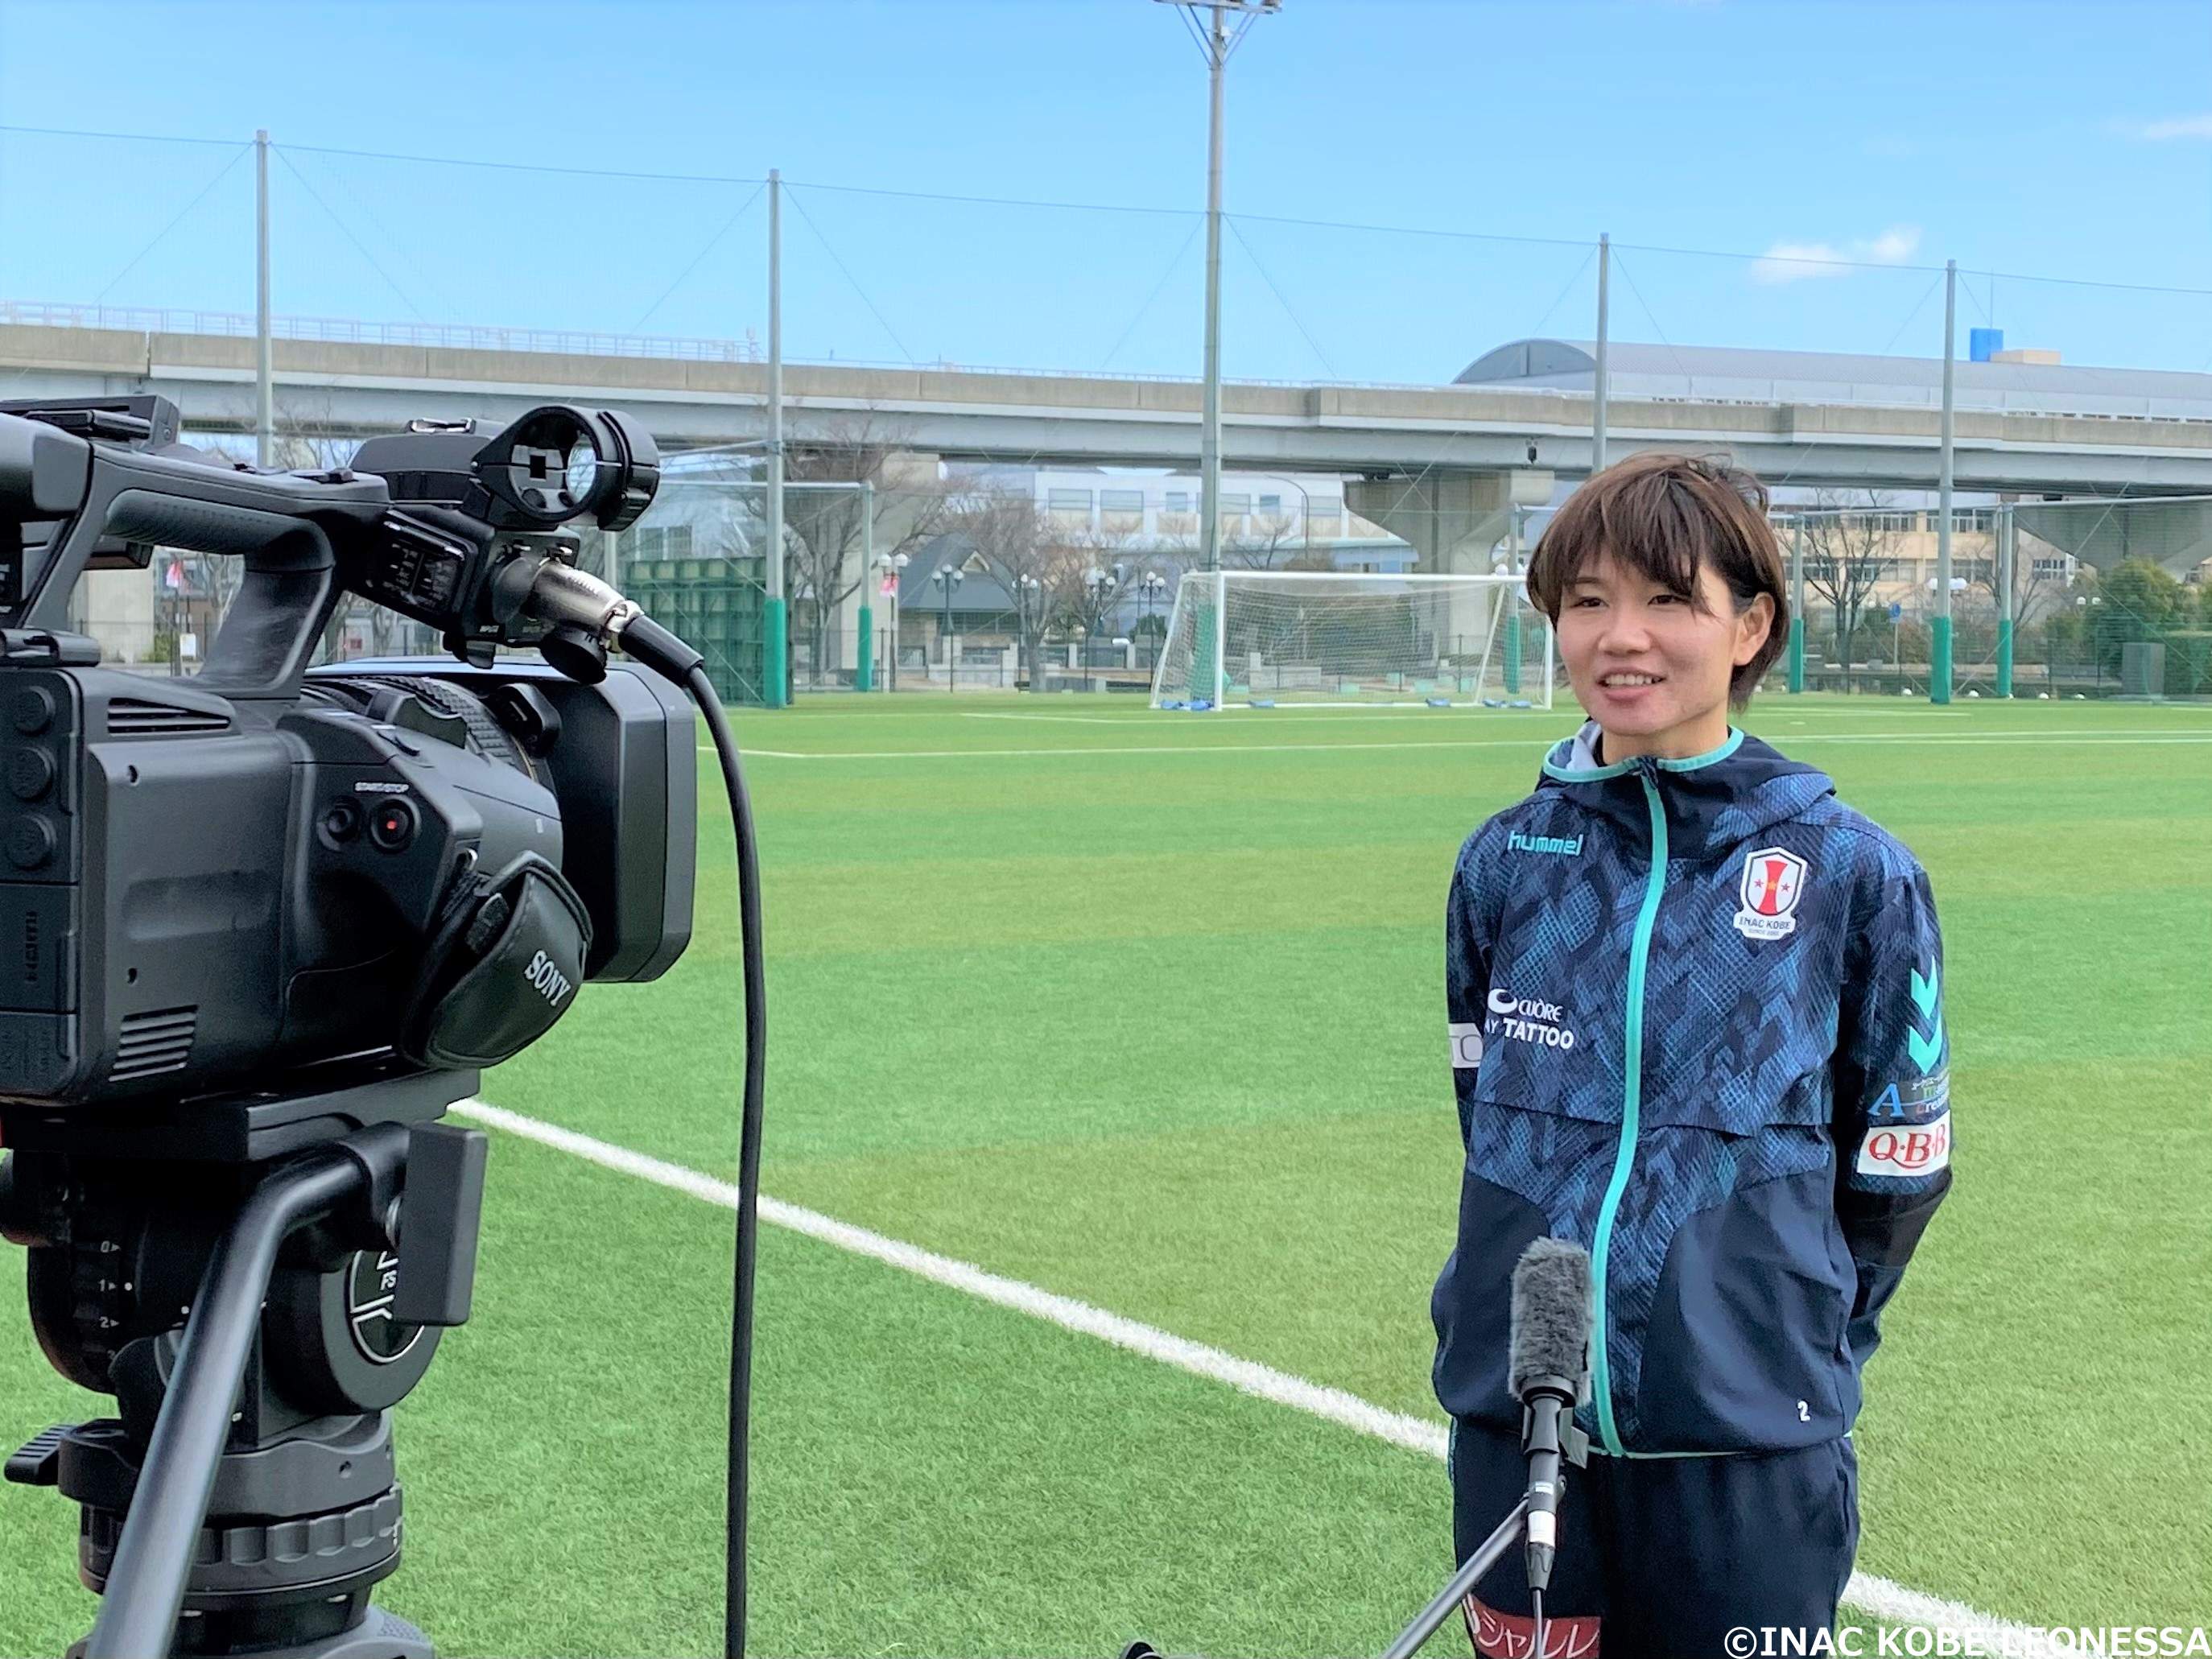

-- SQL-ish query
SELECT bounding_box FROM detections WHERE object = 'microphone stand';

[1378,1494,1530,1659]
[1380,1393,1588,1659]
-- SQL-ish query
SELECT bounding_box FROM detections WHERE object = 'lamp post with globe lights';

[934,563,964,693]
[1138,570,1168,670]
[874,551,910,691]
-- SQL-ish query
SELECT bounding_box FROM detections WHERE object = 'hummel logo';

[1507,830,1583,857]
[1908,964,1944,1075]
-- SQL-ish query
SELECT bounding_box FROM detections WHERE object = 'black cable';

[678,662,767,1659]
[1530,1587,1546,1659]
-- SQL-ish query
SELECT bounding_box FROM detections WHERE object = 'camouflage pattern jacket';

[1432,722,1952,1457]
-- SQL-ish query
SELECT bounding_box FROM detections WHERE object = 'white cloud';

[2127,113,2212,141]
[1750,225,1922,284]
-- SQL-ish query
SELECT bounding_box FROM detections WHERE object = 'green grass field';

[4,692,2209,1657]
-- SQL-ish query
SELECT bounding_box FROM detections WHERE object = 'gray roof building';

[1455,340,2212,423]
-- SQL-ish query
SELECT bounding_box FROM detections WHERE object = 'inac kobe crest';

[1733,845,1807,941]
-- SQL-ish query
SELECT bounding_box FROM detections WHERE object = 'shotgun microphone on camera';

[1508,1237,1593,1596]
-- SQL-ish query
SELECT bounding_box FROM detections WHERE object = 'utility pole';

[1157,1,1280,571]
[1591,232,1610,476]
[765,169,787,709]
[1933,258,1956,706]
[255,130,273,468]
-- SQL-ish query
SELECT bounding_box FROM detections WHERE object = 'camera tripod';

[2,1067,487,1659]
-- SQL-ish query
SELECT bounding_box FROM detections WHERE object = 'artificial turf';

[2,692,2206,1655]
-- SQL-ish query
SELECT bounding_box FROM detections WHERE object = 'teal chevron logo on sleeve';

[1910,965,1941,1019]
[1908,964,1944,1075]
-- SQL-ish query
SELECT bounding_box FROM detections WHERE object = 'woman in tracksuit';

[1434,453,1953,1657]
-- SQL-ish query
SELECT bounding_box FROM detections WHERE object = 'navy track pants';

[1447,1418,1860,1658]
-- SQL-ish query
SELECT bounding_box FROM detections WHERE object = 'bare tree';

[1220,512,1299,571]
[781,413,950,684]
[1797,489,1897,669]
[1990,518,2073,634]
[1050,529,1135,667]
[944,476,1059,690]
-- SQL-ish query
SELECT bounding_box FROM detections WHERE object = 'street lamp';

[1083,563,1125,694]
[874,551,910,691]
[1016,572,1042,691]
[933,563,964,694]
[1139,570,1168,668]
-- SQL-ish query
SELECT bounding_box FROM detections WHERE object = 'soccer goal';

[1149,570,1554,708]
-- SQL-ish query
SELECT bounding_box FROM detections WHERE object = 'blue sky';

[1,0,2207,383]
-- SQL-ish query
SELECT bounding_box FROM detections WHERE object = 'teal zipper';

[1587,763,1670,1457]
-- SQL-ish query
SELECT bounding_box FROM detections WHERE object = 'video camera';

[0,394,709,1658]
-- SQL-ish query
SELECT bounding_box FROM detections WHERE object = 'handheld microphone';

[1508,1238,1593,1599]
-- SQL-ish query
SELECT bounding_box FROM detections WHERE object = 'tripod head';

[2,1072,487,1658]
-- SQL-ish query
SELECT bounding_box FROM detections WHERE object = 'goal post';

[1149,570,1554,708]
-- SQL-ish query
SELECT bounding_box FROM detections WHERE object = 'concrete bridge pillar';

[1346,468,1554,672]
[2013,498,2212,578]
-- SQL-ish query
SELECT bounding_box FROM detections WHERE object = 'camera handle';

[64,1121,485,1659]
[1376,1494,1530,1659]
[97,489,340,700]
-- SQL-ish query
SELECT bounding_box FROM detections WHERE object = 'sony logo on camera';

[523,948,575,1009]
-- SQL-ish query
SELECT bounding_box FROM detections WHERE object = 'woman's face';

[1555,547,1773,757]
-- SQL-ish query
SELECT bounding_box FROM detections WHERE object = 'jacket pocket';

[1635,1157,1858,1452]
[1430,1168,1549,1430]
[1432,1097,1615,1429]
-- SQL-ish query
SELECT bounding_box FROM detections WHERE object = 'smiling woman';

[1434,450,1954,1655]
[1524,452,1788,761]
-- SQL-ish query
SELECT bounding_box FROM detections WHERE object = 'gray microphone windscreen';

[1508,1237,1593,1397]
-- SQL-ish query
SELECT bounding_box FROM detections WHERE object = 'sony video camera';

[0,393,703,1658]
[0,394,695,1105]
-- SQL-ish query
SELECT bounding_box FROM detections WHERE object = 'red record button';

[367,798,418,852]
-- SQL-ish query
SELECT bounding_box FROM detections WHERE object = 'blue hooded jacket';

[1431,721,1953,1458]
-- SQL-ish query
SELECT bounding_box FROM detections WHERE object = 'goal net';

[1149,571,1554,708]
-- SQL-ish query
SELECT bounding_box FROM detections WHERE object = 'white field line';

[454,1096,2078,1654]
[966,706,1984,720]
[961,712,1152,724]
[707,731,2212,760]
[959,708,1975,724]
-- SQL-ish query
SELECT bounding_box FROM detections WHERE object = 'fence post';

[1930,258,1957,706]
[1995,505,2016,698]
[1502,510,1523,695]
[1787,517,1806,693]
[1211,569,1228,707]
[855,479,876,692]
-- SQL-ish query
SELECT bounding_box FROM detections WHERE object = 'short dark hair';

[1524,451,1789,708]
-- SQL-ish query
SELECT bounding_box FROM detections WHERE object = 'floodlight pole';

[1159,2,1278,572]
[1932,258,1956,706]
[254,130,273,468]
[1591,232,1609,476]
[1200,5,1226,572]
[765,168,788,709]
